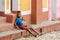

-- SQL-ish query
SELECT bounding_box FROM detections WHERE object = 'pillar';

[31,0,48,24]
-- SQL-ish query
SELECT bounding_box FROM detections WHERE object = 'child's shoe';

[34,35,39,37]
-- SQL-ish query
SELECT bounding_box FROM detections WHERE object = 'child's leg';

[26,28,37,36]
[20,26,36,36]
[24,26,40,35]
[30,28,40,35]
[26,26,40,35]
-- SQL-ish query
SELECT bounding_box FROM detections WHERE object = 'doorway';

[49,0,57,21]
[0,0,5,11]
[51,0,56,20]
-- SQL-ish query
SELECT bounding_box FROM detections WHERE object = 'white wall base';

[21,10,31,15]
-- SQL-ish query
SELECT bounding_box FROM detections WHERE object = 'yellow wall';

[6,0,9,9]
[6,0,30,11]
[42,0,48,8]
[20,0,30,11]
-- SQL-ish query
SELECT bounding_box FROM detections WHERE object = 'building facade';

[49,0,60,20]
[1,0,59,24]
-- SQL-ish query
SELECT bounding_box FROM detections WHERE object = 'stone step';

[0,29,26,40]
[0,21,60,40]
[31,21,60,28]
[0,23,13,32]
[0,16,6,24]
[31,21,60,33]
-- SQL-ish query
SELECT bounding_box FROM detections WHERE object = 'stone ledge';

[0,16,6,24]
[0,21,60,40]
[0,23,13,32]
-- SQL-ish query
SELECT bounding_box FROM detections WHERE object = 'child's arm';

[22,19,27,26]
[15,22,20,29]
[22,17,26,21]
[21,17,27,26]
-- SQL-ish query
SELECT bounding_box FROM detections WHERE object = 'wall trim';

[42,8,48,12]
[21,10,31,15]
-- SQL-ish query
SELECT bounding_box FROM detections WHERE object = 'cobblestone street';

[15,30,60,40]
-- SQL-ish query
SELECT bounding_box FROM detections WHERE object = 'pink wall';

[49,0,60,20]
[57,0,60,18]
[48,0,51,20]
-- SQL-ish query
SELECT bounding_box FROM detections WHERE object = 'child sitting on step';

[15,11,40,37]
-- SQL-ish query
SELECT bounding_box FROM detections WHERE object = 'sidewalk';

[15,30,60,40]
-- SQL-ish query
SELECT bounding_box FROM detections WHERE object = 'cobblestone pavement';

[15,30,60,40]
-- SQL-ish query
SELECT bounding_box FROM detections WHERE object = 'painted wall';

[5,0,31,15]
[6,0,9,9]
[20,0,30,11]
[48,0,56,20]
[42,0,48,8]
[19,0,31,15]
[57,0,60,18]
[5,0,11,13]
[48,0,52,20]
[51,0,56,20]
[12,0,18,11]
[12,0,31,24]
[49,0,60,20]
[0,0,5,11]
[42,0,48,12]
[49,0,56,20]
[19,0,31,24]
[12,0,31,11]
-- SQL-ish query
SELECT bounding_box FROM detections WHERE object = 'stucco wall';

[49,0,56,20]
[12,0,18,11]
[57,0,60,18]
[12,0,31,24]
[42,0,48,12]
[0,0,5,11]
[48,0,51,20]
[51,0,56,20]
[49,0,60,20]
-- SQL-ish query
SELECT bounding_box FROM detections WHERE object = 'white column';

[5,0,11,14]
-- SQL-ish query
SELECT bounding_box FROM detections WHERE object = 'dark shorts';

[19,25,27,29]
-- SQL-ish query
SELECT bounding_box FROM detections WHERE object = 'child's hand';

[23,21,27,26]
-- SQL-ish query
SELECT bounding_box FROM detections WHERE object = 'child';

[15,11,40,37]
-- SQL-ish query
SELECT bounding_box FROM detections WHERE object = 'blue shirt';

[16,17,23,27]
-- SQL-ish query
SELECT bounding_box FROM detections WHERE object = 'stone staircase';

[0,16,6,24]
[0,14,28,40]
[0,16,13,32]
[0,14,60,40]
